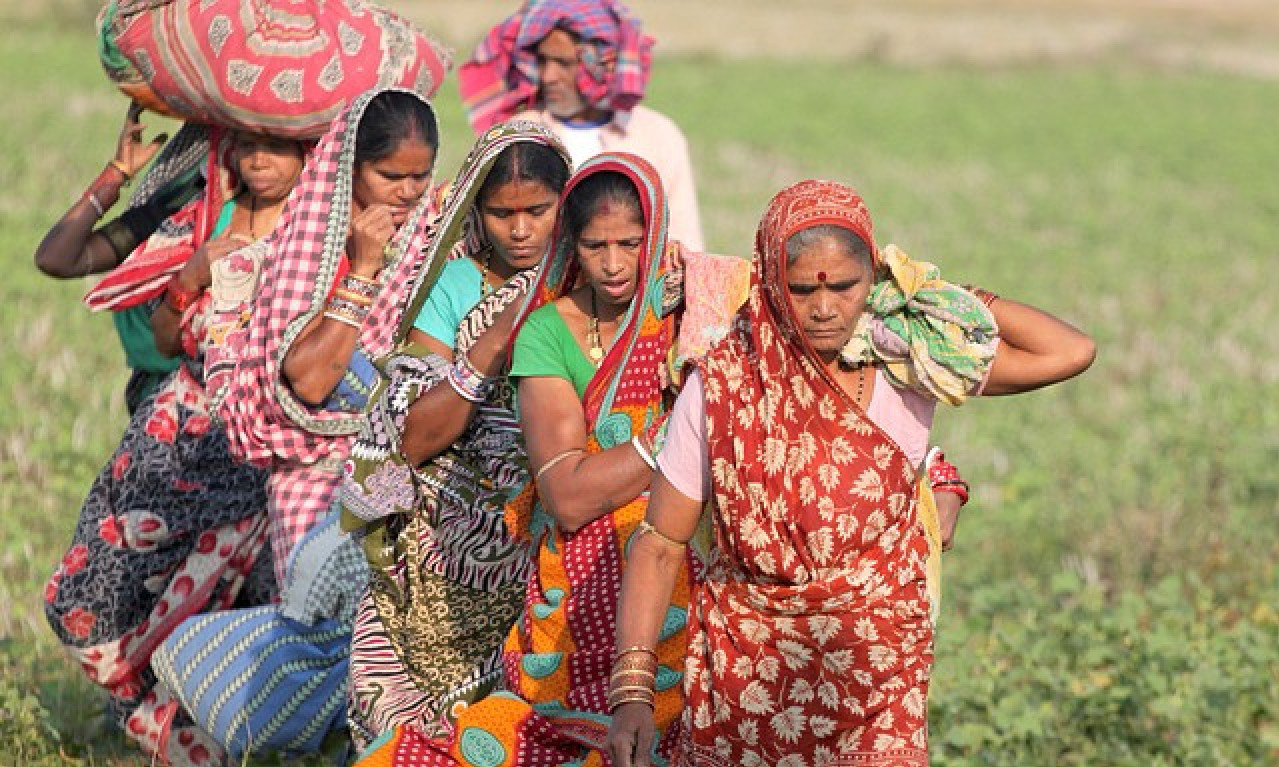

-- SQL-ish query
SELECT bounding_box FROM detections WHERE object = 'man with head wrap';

[459,0,705,251]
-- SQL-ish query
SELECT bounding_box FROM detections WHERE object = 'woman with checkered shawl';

[145,89,442,763]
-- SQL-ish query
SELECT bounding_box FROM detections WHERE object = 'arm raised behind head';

[981,296,1096,396]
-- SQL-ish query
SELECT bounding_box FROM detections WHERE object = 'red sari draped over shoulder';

[679,181,933,767]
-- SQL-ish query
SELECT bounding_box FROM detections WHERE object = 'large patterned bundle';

[98,0,452,138]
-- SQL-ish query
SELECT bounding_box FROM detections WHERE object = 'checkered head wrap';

[220,88,441,468]
[458,0,654,133]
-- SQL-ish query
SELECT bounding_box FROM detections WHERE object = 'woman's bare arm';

[35,102,167,278]
[982,297,1096,395]
[518,374,653,533]
[608,471,704,767]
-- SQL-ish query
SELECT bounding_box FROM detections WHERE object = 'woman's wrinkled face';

[480,178,560,275]
[786,231,874,360]
[232,133,305,203]
[352,136,435,227]
[575,202,645,309]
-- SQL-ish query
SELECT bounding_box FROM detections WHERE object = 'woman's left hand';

[936,490,962,550]
[608,702,657,767]
[348,204,397,277]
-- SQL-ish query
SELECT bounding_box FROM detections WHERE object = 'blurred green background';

[1,1,1276,764]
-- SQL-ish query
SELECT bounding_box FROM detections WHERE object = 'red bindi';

[817,271,828,283]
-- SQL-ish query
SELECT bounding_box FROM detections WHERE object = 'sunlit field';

[1,2,1275,764]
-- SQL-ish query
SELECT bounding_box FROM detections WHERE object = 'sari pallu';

[215,87,444,580]
[343,123,571,747]
[678,181,935,767]
[359,153,693,767]
[45,241,275,767]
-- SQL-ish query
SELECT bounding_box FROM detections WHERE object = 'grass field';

[1,2,1276,765]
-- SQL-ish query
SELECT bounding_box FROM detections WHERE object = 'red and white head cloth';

[458,0,654,134]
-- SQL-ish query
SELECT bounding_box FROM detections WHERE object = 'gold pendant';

[589,346,604,364]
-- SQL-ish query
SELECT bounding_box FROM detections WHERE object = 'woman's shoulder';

[437,256,482,285]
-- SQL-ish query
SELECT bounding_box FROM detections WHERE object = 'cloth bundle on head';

[844,245,999,406]
[458,0,654,134]
[98,0,451,139]
[215,88,441,469]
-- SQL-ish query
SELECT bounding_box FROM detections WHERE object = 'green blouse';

[509,303,597,400]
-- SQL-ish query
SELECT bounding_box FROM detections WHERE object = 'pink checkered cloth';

[217,88,442,577]
[458,0,654,134]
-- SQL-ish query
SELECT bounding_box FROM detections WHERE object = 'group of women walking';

[39,16,1094,767]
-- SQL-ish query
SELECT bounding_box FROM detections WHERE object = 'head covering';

[685,178,936,767]
[458,0,654,134]
[510,150,671,438]
[218,87,441,468]
[343,118,571,529]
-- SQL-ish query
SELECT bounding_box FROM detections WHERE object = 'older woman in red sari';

[608,180,1095,767]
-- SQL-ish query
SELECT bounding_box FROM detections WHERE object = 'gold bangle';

[637,519,688,549]
[534,448,584,483]
[614,645,658,660]
[334,288,373,307]
[108,160,132,184]
[607,694,655,712]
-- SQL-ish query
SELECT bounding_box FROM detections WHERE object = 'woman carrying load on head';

[608,179,1096,767]
[148,88,443,764]
[34,102,220,412]
[356,151,695,766]
[42,117,308,763]
[216,87,442,584]
[341,121,574,750]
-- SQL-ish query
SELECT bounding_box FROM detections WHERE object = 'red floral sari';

[679,181,934,767]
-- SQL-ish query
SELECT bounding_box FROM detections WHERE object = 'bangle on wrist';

[85,192,106,219]
[327,296,370,325]
[164,275,202,313]
[447,353,494,403]
[108,160,133,185]
[323,309,363,328]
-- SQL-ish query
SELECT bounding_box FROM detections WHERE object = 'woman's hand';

[936,490,962,551]
[114,102,168,179]
[177,234,250,293]
[348,204,397,278]
[608,702,657,767]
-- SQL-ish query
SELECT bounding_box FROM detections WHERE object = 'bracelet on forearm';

[323,309,363,328]
[447,353,494,403]
[164,275,203,314]
[927,451,970,506]
[333,287,374,308]
[340,273,380,301]
[327,296,370,324]
[108,160,133,186]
